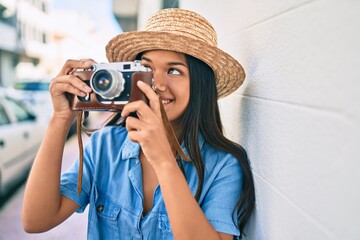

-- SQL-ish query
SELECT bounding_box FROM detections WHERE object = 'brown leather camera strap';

[76,112,84,195]
[76,98,190,195]
[158,98,190,163]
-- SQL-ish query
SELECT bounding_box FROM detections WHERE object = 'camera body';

[70,61,153,112]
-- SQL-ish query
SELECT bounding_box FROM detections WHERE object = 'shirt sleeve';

[201,153,243,237]
[60,131,99,213]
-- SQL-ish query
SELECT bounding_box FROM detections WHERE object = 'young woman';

[22,8,255,240]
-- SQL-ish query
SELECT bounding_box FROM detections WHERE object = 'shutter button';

[96,205,104,213]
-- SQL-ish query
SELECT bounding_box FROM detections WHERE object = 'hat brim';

[106,31,245,98]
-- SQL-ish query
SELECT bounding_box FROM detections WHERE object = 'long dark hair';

[177,54,255,239]
[108,53,255,239]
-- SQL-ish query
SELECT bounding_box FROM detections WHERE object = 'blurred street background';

[0,0,124,239]
[0,133,90,239]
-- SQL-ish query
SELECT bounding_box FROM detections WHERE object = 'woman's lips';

[160,96,174,105]
[161,99,172,105]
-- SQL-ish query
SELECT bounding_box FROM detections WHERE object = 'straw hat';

[106,8,245,98]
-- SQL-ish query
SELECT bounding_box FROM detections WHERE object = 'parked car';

[10,80,52,123]
[10,80,82,139]
[0,88,45,197]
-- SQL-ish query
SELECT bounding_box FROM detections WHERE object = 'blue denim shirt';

[60,126,242,239]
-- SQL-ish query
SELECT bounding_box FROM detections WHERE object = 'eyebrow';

[141,56,188,68]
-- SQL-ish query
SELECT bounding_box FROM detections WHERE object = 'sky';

[48,0,123,63]
[50,0,122,34]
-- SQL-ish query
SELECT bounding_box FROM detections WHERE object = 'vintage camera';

[70,61,153,112]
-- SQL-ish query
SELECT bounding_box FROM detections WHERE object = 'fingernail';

[137,81,144,86]
[80,91,87,97]
[84,86,92,92]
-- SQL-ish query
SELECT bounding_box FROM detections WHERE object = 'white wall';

[137,0,162,30]
[181,0,360,239]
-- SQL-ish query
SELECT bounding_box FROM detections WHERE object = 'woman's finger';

[54,82,88,97]
[127,131,141,143]
[121,100,152,119]
[50,75,92,95]
[126,119,163,146]
[125,116,143,132]
[57,59,95,76]
[136,81,161,115]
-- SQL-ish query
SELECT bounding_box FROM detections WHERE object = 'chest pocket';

[95,195,121,220]
[93,190,122,238]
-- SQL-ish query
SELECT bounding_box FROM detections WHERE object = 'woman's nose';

[152,72,167,92]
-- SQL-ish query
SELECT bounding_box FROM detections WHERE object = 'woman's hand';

[121,81,175,167]
[49,59,94,123]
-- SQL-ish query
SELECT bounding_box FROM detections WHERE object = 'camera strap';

[158,97,190,163]
[76,98,190,196]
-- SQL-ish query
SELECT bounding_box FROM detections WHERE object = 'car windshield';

[14,82,50,91]
[0,104,10,125]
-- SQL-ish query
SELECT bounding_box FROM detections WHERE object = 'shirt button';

[96,205,104,213]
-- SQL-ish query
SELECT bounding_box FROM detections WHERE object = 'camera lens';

[93,71,112,91]
[91,69,125,100]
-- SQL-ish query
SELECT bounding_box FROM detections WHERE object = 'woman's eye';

[168,69,181,75]
[142,64,152,70]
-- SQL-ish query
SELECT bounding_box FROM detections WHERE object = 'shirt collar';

[120,135,141,160]
[120,132,206,161]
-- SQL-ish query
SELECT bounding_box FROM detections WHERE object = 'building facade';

[0,0,51,86]
[0,0,119,87]
[112,0,178,32]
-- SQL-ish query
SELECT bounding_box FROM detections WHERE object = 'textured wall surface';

[181,1,360,239]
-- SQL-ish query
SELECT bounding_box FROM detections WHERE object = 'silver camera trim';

[90,60,150,72]
[89,61,150,100]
